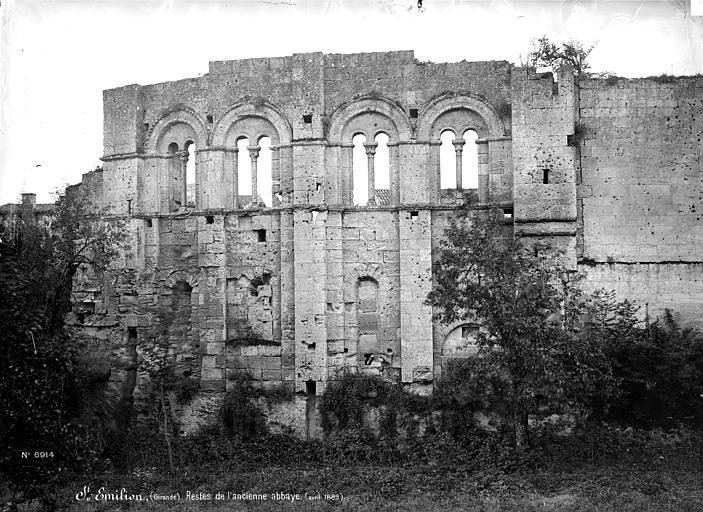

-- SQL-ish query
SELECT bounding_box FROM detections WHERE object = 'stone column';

[364,142,378,206]
[179,150,189,207]
[248,145,260,206]
[271,146,280,205]
[341,144,354,206]
[452,138,465,190]
[476,139,489,204]
[429,140,441,204]
[229,147,239,209]
[389,142,400,205]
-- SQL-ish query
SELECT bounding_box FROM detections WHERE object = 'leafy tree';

[528,36,594,77]
[0,190,125,507]
[427,211,629,447]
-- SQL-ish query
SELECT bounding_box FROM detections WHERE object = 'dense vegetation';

[1,202,702,511]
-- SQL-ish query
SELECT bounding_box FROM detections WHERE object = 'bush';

[220,375,270,441]
[320,371,415,433]
[606,312,703,428]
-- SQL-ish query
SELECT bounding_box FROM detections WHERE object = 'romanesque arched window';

[223,116,281,208]
[328,98,412,207]
[436,122,480,191]
[149,110,207,213]
[210,103,292,210]
[418,96,506,205]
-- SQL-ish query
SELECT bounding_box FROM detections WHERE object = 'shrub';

[220,375,269,441]
[606,311,703,428]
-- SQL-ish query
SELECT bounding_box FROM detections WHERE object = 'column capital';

[364,142,378,155]
[248,145,261,158]
[452,138,466,150]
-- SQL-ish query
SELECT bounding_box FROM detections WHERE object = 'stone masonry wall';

[59,50,703,435]
[577,76,703,325]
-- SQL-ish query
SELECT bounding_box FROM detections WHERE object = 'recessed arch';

[211,100,293,147]
[148,108,208,153]
[417,93,505,140]
[328,96,413,143]
[164,269,199,290]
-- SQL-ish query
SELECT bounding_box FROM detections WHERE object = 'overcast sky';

[1,0,702,205]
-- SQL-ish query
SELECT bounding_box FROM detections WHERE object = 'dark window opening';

[143,122,150,131]
[542,169,550,184]
[168,142,179,154]
[305,380,316,396]
[343,347,349,353]
[205,215,214,224]
[364,353,375,365]
[409,108,418,118]
[503,207,513,219]
[146,219,153,228]
[303,113,313,124]
[308,342,316,350]
[255,229,266,242]
[387,348,393,354]
[127,199,132,214]
[534,247,540,257]
[128,326,138,338]
[316,182,321,192]
[410,211,419,218]
[206,114,213,123]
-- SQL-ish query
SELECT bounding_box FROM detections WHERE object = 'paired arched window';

[156,118,200,211]
[439,129,478,190]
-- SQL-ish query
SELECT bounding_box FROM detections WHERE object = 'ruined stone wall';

[80,50,514,409]
[577,76,703,325]
[63,51,703,436]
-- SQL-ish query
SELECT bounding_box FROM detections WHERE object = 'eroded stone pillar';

[227,147,239,209]
[389,142,400,205]
[271,146,281,205]
[248,145,260,206]
[364,142,378,206]
[453,138,465,190]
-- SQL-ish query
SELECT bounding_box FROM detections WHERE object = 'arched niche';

[223,116,280,147]
[164,269,200,290]
[328,96,412,143]
[211,101,292,147]
[441,322,482,358]
[416,94,505,141]
[148,108,208,153]
[431,108,489,140]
